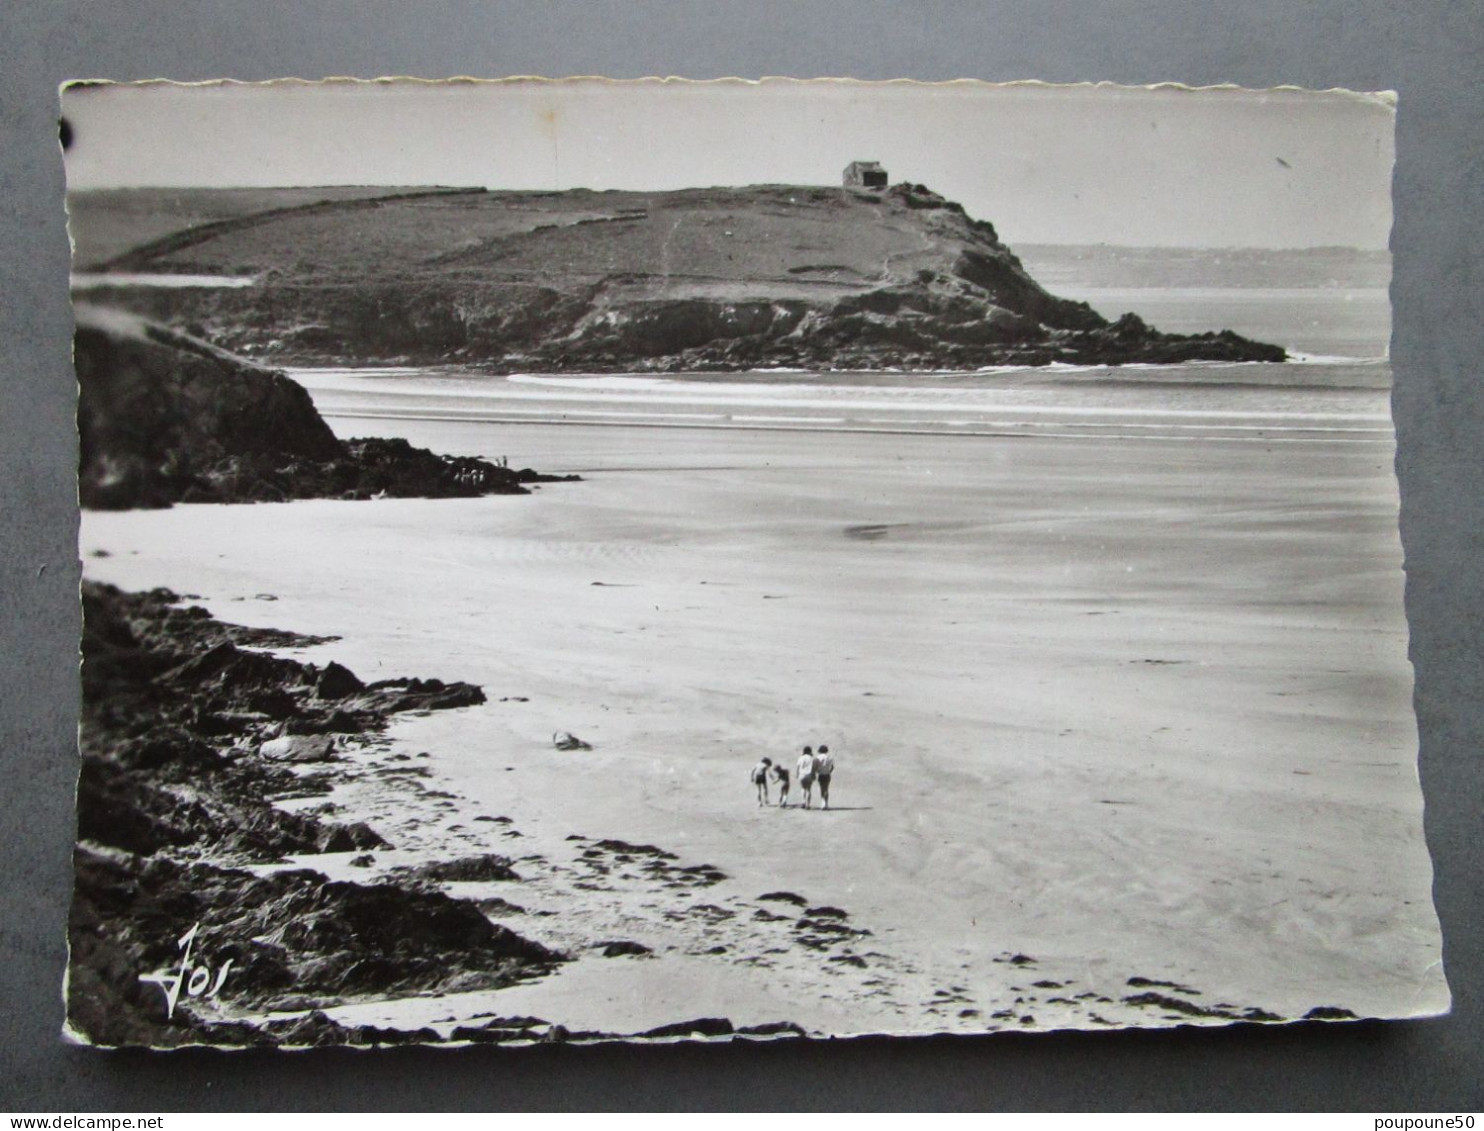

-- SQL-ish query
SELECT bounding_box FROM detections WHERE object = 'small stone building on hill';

[843,161,888,189]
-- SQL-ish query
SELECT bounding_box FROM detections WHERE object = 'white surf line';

[320,409,1393,444]
[333,407,734,423]
[286,355,1385,394]
[307,385,1391,424]
[503,357,1385,384]
[313,400,1390,433]
[282,366,432,378]
[854,417,1393,434]
[310,400,732,423]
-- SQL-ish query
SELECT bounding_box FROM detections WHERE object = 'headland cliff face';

[74,182,1284,371]
[75,304,573,509]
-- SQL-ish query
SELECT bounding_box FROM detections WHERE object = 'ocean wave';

[319,406,1394,445]
[284,366,433,380]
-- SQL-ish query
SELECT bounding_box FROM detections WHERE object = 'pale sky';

[62,78,1395,248]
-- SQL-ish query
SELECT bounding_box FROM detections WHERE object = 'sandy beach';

[80,383,1445,1038]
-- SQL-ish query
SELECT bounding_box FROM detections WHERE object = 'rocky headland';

[71,182,1285,373]
[75,303,575,510]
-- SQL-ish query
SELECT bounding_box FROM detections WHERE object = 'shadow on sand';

[775,805,874,812]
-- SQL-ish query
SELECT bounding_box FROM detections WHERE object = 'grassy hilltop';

[70,182,1284,371]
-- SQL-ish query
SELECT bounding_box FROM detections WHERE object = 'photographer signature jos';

[139,922,233,1019]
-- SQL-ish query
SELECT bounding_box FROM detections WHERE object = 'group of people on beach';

[750,745,836,809]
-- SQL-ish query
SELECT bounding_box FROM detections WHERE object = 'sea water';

[287,246,1393,459]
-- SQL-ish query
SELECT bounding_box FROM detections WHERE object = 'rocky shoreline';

[71,583,840,1047]
[72,562,1346,1044]
[69,582,572,1047]
[75,304,578,511]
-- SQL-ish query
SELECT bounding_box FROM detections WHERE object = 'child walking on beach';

[772,759,791,807]
[796,746,817,809]
[750,757,773,806]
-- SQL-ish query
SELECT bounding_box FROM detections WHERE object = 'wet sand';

[80,417,1446,1036]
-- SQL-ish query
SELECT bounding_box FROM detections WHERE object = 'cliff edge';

[75,182,1284,371]
[75,303,572,509]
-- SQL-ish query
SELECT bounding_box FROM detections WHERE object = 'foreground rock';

[73,182,1285,373]
[69,582,565,1047]
[69,849,563,1048]
[75,303,575,510]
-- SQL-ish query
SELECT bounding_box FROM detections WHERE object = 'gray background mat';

[2,0,1479,1110]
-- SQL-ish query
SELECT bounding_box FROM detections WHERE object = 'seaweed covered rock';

[68,581,564,1047]
[69,849,564,1047]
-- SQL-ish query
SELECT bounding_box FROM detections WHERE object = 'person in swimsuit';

[772,759,792,807]
[796,745,817,809]
[750,757,773,806]
[814,744,835,809]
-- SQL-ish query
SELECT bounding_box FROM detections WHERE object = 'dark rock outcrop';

[80,583,488,804]
[74,304,341,510]
[75,304,574,510]
[640,1017,736,1039]
[596,940,653,958]
[69,581,564,1047]
[69,849,563,1047]
[736,1020,808,1039]
[393,854,521,883]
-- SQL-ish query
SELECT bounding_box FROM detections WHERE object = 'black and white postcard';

[61,77,1446,1047]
